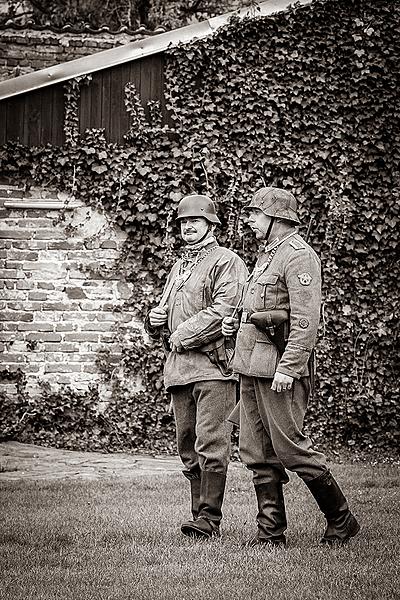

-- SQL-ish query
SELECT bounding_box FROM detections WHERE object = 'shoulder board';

[289,239,306,251]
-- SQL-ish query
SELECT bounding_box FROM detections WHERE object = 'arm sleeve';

[175,255,248,350]
[276,249,321,379]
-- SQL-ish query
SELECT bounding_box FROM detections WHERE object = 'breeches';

[239,375,326,484]
[171,379,236,474]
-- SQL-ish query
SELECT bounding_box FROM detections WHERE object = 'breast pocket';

[255,273,279,310]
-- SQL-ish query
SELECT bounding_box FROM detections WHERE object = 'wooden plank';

[150,53,166,120]
[40,86,54,145]
[79,77,92,135]
[25,88,42,146]
[101,69,111,139]
[0,101,7,145]
[140,56,152,118]
[118,63,132,142]
[109,64,123,143]
[127,60,142,135]
[89,71,103,131]
[51,84,65,146]
[5,94,25,143]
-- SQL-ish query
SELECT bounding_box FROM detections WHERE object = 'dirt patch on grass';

[0,441,182,481]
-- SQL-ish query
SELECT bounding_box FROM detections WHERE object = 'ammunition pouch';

[249,309,289,356]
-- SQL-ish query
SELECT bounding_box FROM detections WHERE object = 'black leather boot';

[182,470,201,520]
[181,471,226,539]
[305,470,360,544]
[244,481,287,548]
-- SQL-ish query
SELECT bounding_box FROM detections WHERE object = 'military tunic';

[149,239,248,475]
[233,232,327,484]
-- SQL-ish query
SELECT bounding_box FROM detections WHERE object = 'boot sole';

[181,524,220,539]
[321,521,361,545]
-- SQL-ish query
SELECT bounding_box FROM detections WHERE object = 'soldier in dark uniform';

[146,194,248,539]
[222,187,360,547]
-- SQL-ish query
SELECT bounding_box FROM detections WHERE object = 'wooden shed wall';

[0,53,166,146]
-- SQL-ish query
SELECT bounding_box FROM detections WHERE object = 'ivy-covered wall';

[0,0,398,454]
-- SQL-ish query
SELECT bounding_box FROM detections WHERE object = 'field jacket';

[232,233,321,380]
[147,241,248,390]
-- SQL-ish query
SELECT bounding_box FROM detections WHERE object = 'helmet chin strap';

[196,222,214,244]
[265,217,275,242]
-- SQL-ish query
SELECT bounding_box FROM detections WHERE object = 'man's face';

[246,208,272,239]
[180,217,209,245]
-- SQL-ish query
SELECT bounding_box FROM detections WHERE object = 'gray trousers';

[239,375,327,485]
[171,379,236,475]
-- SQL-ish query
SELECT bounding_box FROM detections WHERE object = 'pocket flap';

[257,273,279,285]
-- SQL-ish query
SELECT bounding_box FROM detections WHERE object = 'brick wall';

[0,184,142,400]
[0,26,153,81]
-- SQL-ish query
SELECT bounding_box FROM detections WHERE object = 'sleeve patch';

[299,318,310,329]
[298,272,312,286]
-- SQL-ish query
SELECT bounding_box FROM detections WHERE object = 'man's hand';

[169,331,184,353]
[222,316,240,337]
[149,306,168,328]
[271,372,294,393]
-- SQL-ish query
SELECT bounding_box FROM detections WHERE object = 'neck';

[267,221,295,244]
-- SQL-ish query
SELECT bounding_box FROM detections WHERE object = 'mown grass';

[0,462,399,600]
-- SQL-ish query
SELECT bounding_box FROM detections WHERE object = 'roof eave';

[0,0,312,101]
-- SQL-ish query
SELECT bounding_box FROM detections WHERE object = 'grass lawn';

[0,461,399,600]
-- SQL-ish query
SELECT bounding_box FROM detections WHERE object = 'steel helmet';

[246,187,300,224]
[176,194,221,224]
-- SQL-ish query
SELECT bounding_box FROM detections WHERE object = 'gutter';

[0,0,312,101]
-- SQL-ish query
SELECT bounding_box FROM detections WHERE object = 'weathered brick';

[0,311,33,322]
[99,334,115,343]
[100,241,117,249]
[7,251,39,260]
[33,230,65,240]
[64,286,87,299]
[47,240,85,250]
[96,312,117,322]
[42,343,79,352]
[64,333,99,343]
[43,302,78,311]
[37,282,55,290]
[17,218,52,228]
[44,364,81,373]
[0,269,24,279]
[13,240,47,250]
[61,312,96,321]
[81,364,99,373]
[26,333,62,342]
[0,353,25,363]
[16,281,35,290]
[0,230,33,239]
[28,292,48,301]
[0,332,24,342]
[18,323,54,332]
[79,301,104,311]
[7,302,42,311]
[82,322,114,332]
[55,323,76,332]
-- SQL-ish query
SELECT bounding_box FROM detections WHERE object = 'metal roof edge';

[0,0,313,101]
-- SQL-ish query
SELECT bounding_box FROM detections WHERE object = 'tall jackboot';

[181,471,226,539]
[245,482,287,548]
[182,470,201,520]
[305,470,360,544]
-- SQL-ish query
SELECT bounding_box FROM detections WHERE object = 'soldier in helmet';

[222,187,360,548]
[146,194,248,539]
